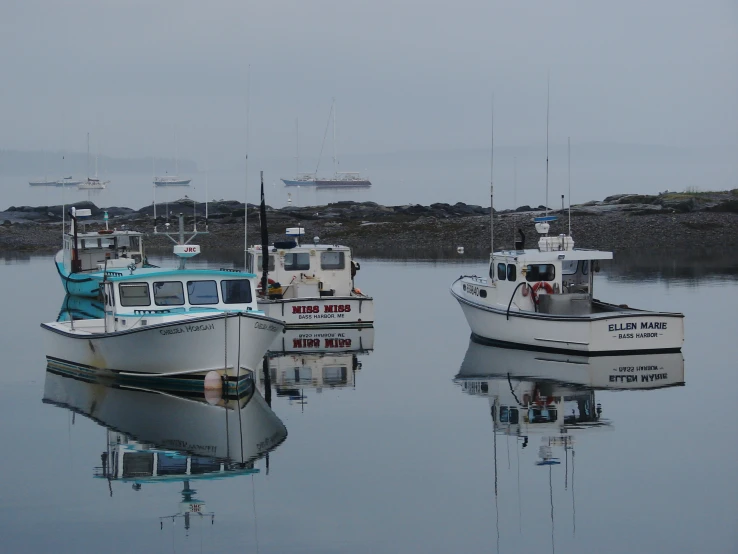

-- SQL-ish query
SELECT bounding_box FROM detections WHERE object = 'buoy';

[457,246,464,254]
[204,371,223,405]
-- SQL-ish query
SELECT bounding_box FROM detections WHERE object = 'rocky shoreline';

[1,190,737,256]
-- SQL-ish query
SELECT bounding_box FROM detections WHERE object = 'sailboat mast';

[295,118,299,175]
[175,132,179,176]
[86,132,90,179]
[332,98,337,176]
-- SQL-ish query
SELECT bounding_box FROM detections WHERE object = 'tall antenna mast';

[513,155,517,246]
[86,132,90,178]
[244,64,251,268]
[545,74,550,217]
[295,118,299,175]
[332,98,337,176]
[568,136,572,236]
[490,94,494,255]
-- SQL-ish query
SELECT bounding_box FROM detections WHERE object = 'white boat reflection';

[453,340,686,552]
[42,367,287,532]
[260,326,375,406]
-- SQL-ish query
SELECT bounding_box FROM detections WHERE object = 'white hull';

[42,312,284,380]
[451,278,684,354]
[258,296,374,327]
[43,370,287,463]
[456,340,685,390]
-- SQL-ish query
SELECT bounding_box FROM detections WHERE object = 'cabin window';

[119,283,151,307]
[562,260,579,275]
[500,407,519,424]
[526,264,556,282]
[187,280,219,305]
[129,236,140,251]
[497,263,506,280]
[221,279,252,304]
[321,251,345,270]
[507,264,517,281]
[100,238,114,249]
[581,261,589,275]
[284,252,310,271]
[153,281,185,306]
[83,238,99,249]
[257,254,275,272]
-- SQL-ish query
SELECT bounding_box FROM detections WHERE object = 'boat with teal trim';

[42,265,285,385]
[55,207,152,297]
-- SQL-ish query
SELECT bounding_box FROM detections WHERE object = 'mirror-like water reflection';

[0,253,734,552]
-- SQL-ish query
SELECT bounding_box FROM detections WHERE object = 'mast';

[295,118,299,176]
[244,63,251,268]
[175,132,179,176]
[490,94,494,255]
[86,132,90,179]
[332,98,337,176]
[568,137,572,236]
[545,74,550,217]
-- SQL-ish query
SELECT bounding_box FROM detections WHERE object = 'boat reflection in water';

[454,339,685,550]
[260,326,375,407]
[42,366,287,533]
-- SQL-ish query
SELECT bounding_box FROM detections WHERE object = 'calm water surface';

[0,252,736,553]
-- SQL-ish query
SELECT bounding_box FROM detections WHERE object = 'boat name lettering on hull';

[617,365,659,372]
[292,304,352,314]
[609,373,669,383]
[293,338,352,348]
[608,321,668,332]
[254,321,280,332]
[617,332,660,339]
[159,323,215,336]
[463,284,481,296]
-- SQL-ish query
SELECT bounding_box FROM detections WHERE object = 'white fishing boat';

[55,207,149,297]
[246,228,374,327]
[154,134,191,186]
[451,103,684,354]
[42,264,285,384]
[450,222,685,354]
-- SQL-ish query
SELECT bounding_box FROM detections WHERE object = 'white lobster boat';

[55,208,150,297]
[42,265,285,386]
[451,217,685,354]
[246,227,374,327]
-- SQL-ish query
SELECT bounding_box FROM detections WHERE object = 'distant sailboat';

[154,133,191,186]
[78,132,109,190]
[282,99,371,188]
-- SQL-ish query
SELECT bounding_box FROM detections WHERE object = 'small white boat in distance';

[57,176,84,187]
[450,217,685,354]
[42,261,285,386]
[247,227,374,327]
[78,177,109,190]
[29,178,58,186]
[154,175,192,186]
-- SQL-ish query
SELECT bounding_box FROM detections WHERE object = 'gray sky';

[1,0,736,207]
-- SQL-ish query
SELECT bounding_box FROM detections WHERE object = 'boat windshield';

[221,279,252,304]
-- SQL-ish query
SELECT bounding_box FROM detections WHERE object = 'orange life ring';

[531,281,554,304]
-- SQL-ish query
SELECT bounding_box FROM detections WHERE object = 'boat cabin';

[76,269,264,333]
[62,208,145,274]
[488,221,613,314]
[247,229,360,298]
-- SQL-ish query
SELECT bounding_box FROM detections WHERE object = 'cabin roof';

[494,248,614,262]
[104,268,256,282]
[249,243,352,253]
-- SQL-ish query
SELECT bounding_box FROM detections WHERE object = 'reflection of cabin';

[263,354,361,395]
[95,431,257,483]
[456,377,609,436]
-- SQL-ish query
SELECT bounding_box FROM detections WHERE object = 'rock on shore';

[1,190,737,255]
